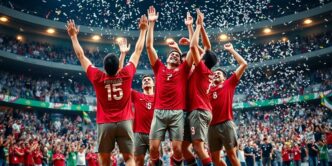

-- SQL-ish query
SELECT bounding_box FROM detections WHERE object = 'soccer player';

[116,38,156,166]
[132,75,155,166]
[208,42,248,166]
[66,14,148,166]
[145,6,193,166]
[187,10,217,166]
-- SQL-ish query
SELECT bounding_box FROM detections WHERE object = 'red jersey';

[326,132,332,145]
[53,153,65,166]
[209,73,239,125]
[86,152,99,166]
[33,150,43,165]
[24,148,34,165]
[152,60,189,110]
[292,147,301,161]
[87,63,136,123]
[9,147,19,164]
[132,90,155,134]
[15,147,24,164]
[188,61,213,112]
[282,149,291,161]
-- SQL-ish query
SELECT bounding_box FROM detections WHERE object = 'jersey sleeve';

[131,89,139,102]
[227,73,240,88]
[195,60,210,74]
[122,62,136,78]
[86,65,103,83]
[152,59,163,75]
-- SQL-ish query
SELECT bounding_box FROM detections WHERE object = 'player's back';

[86,63,136,123]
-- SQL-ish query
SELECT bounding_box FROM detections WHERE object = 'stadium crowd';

[0,30,331,70]
[0,66,331,105]
[0,102,331,166]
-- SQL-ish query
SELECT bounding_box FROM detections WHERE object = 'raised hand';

[66,19,79,37]
[185,12,193,26]
[139,15,148,30]
[118,38,130,53]
[147,6,159,22]
[168,40,179,49]
[224,43,234,51]
[196,9,204,26]
[179,37,190,46]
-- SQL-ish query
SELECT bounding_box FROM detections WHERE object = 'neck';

[166,63,177,69]
[143,87,154,95]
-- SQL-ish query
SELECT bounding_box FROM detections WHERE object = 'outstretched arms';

[129,15,148,68]
[66,20,92,72]
[189,10,204,65]
[200,25,211,51]
[224,43,248,80]
[117,38,130,69]
[146,6,159,67]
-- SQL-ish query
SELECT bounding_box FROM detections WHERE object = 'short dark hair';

[103,53,119,76]
[214,67,227,78]
[142,75,153,80]
[168,50,182,62]
[202,50,217,69]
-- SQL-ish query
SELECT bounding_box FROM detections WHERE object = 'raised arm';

[224,43,248,80]
[66,20,92,72]
[185,12,194,40]
[145,6,159,66]
[168,40,182,54]
[200,25,211,50]
[129,15,148,68]
[117,38,130,69]
[189,10,204,65]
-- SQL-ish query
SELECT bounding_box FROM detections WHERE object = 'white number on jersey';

[146,102,152,110]
[166,74,173,81]
[105,83,123,101]
[213,92,218,99]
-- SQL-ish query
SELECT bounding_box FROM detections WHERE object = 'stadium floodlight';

[263,28,272,34]
[0,16,8,22]
[46,28,55,34]
[92,35,101,41]
[219,34,228,41]
[304,19,312,25]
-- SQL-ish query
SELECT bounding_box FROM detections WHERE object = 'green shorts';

[134,133,149,156]
[149,109,184,141]
[208,120,238,152]
[189,110,212,142]
[96,120,134,154]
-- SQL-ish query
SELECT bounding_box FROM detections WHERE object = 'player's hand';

[224,43,234,51]
[66,20,79,37]
[179,37,190,45]
[196,9,204,26]
[118,38,131,53]
[139,15,148,30]
[168,40,179,49]
[147,6,159,22]
[185,12,193,26]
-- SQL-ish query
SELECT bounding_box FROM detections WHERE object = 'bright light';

[304,19,312,25]
[263,28,272,34]
[219,34,228,41]
[92,35,101,41]
[116,37,124,43]
[46,28,55,34]
[166,38,174,44]
[0,16,8,22]
[282,37,288,42]
[17,35,23,41]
